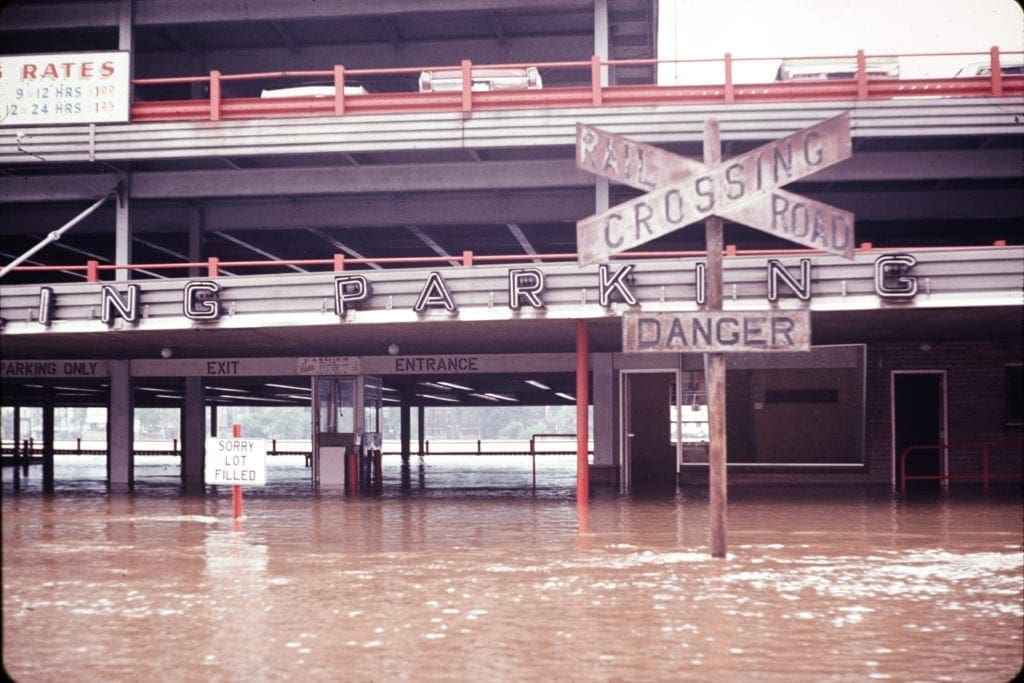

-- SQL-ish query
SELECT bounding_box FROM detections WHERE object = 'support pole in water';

[703,119,728,559]
[232,423,243,519]
[576,321,590,502]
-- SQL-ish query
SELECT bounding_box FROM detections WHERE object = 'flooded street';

[3,457,1022,681]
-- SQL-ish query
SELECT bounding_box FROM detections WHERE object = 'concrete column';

[12,405,22,473]
[42,388,55,493]
[115,175,131,282]
[400,400,411,461]
[182,377,206,494]
[188,206,203,278]
[118,0,134,52]
[108,360,134,492]
[417,405,425,457]
[592,353,615,468]
[594,0,610,86]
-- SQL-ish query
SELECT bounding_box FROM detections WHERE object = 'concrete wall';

[865,340,1023,486]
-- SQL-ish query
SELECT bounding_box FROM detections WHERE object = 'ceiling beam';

[0,1,594,30]
[3,150,1020,203]
[406,225,461,266]
[133,35,591,77]
[3,187,1021,236]
[267,21,301,54]
[506,223,540,262]
[379,17,403,49]
[210,231,307,272]
[488,11,506,42]
[306,228,383,269]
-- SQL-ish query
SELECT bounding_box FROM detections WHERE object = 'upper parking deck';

[1,0,1022,292]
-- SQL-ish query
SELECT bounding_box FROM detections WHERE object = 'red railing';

[129,47,1024,123]
[7,241,1014,282]
[900,442,1024,493]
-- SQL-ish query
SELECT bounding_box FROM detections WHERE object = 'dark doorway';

[893,372,945,491]
[624,372,677,492]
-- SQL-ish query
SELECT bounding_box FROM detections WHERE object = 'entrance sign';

[575,114,854,265]
[205,437,267,486]
[0,51,131,126]
[623,310,811,353]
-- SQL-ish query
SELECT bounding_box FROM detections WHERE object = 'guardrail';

[129,48,1024,123]
[899,442,1024,493]
[6,240,1013,281]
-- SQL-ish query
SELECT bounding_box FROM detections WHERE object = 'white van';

[418,66,542,92]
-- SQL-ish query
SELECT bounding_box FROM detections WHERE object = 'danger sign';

[204,437,267,486]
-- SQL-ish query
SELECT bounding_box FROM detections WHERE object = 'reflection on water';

[3,457,1022,681]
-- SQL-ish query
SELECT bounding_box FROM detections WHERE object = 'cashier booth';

[313,375,383,491]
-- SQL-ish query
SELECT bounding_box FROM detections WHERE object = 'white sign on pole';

[204,438,267,486]
[0,51,131,126]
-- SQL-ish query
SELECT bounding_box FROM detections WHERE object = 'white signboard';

[205,438,267,486]
[0,51,131,126]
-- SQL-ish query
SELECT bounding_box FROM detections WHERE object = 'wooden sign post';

[575,113,855,558]
[703,119,728,558]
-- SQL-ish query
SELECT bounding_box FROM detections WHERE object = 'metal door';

[892,371,947,490]
[621,370,680,493]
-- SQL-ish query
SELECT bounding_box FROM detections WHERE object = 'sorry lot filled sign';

[205,437,267,486]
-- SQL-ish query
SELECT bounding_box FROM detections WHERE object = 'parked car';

[418,66,542,92]
[953,61,1024,77]
[775,58,900,81]
[259,83,368,98]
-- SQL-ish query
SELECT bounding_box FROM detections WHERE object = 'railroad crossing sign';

[575,113,855,266]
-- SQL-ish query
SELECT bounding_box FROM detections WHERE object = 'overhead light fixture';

[484,392,517,402]
[416,393,459,403]
[388,343,400,355]
[469,392,501,402]
[160,347,173,358]
[437,381,474,391]
[555,392,576,401]
[525,379,550,390]
[265,383,309,391]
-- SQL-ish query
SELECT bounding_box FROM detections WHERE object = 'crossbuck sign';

[575,113,855,266]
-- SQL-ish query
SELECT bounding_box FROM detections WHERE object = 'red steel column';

[231,423,242,519]
[576,321,590,501]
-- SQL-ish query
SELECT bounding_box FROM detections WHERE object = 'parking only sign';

[205,437,267,486]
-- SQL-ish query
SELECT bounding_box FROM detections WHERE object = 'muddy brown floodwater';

[3,456,1023,681]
